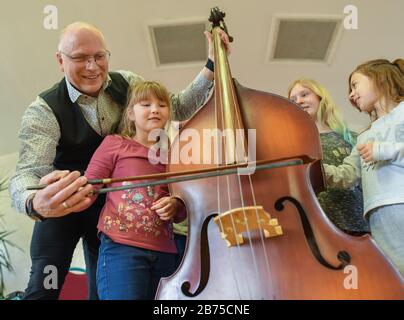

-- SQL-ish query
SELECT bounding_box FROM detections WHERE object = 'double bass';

[156,8,404,299]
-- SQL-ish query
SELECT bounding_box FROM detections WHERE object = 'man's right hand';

[31,170,94,218]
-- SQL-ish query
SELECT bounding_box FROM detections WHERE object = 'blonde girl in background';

[288,78,369,235]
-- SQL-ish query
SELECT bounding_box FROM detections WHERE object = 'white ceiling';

[1,0,403,155]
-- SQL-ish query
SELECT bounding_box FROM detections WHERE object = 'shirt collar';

[65,74,112,103]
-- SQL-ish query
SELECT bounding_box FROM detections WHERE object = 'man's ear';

[56,52,64,72]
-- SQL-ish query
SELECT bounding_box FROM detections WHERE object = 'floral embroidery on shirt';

[103,182,171,238]
[104,216,113,230]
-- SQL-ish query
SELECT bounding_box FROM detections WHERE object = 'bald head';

[58,22,107,52]
[56,22,109,97]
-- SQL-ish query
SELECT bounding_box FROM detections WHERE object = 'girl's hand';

[357,142,374,163]
[151,197,178,221]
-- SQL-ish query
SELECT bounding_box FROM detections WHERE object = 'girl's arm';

[323,146,362,189]
[79,136,118,211]
[358,117,404,164]
[372,141,404,165]
[173,198,187,223]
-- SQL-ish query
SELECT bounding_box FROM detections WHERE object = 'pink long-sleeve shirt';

[85,134,186,253]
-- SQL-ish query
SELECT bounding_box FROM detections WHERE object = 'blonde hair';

[117,81,171,139]
[288,78,356,146]
[349,59,404,119]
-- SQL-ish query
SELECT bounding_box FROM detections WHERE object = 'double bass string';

[227,84,275,297]
[231,110,274,298]
[246,174,276,297]
[228,94,261,299]
[212,65,242,299]
[223,41,274,298]
[213,27,246,299]
[213,22,275,298]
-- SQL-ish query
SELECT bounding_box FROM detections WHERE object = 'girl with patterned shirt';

[288,78,369,235]
[83,81,186,299]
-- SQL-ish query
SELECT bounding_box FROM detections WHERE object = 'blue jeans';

[369,204,404,278]
[97,233,176,300]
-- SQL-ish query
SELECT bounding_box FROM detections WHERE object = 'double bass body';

[155,8,404,299]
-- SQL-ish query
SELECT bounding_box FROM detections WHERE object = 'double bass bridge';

[213,206,283,247]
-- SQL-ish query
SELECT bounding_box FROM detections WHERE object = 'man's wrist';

[26,194,46,222]
[205,58,214,72]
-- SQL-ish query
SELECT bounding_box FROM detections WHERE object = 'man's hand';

[31,170,94,218]
[205,29,232,62]
[357,142,374,163]
[151,196,178,221]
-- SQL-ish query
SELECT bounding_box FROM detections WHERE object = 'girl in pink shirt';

[84,81,186,300]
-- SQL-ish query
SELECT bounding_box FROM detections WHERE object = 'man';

[9,22,229,300]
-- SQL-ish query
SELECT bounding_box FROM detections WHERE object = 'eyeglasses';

[60,50,111,65]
